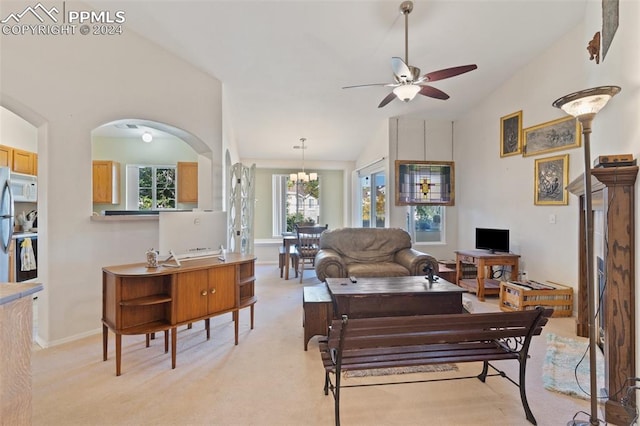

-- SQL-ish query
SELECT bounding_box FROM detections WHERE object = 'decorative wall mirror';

[395,160,455,206]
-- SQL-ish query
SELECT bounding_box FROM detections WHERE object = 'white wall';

[0,2,223,345]
[455,1,639,291]
[0,107,37,152]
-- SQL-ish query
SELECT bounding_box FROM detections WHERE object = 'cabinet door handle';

[210,288,216,294]
[201,291,207,296]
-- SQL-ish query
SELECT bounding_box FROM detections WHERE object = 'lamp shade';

[393,84,421,102]
[289,173,298,182]
[552,86,621,117]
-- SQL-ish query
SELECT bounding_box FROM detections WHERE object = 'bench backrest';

[327,307,553,351]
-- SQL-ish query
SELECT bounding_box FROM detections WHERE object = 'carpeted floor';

[31,264,592,425]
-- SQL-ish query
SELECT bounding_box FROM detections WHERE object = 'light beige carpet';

[31,264,591,426]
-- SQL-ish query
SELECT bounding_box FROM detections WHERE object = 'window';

[272,174,320,236]
[359,171,386,228]
[408,205,445,243]
[126,165,176,210]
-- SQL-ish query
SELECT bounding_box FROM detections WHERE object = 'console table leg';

[250,305,254,330]
[102,324,108,361]
[115,333,122,376]
[171,328,177,369]
[233,310,239,345]
[164,330,169,353]
[205,318,210,340]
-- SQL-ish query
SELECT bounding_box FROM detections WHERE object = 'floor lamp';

[552,85,621,426]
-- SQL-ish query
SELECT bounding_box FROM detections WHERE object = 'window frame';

[126,164,177,211]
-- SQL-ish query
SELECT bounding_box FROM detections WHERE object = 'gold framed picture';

[523,116,581,157]
[500,110,522,157]
[534,154,569,205]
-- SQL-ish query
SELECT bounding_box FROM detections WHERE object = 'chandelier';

[290,138,317,182]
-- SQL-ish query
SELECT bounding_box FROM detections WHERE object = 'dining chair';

[295,224,328,283]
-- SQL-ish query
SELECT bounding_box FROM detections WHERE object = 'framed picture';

[500,110,522,157]
[534,154,569,206]
[523,116,581,157]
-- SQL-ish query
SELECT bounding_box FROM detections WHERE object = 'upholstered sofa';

[314,227,439,282]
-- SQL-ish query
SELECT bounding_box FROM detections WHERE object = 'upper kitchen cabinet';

[0,145,37,176]
[12,148,37,176]
[93,160,120,204]
[177,161,198,203]
[0,146,11,168]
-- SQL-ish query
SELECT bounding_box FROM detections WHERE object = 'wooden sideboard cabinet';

[102,254,257,375]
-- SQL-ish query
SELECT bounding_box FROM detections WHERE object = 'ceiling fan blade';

[378,92,397,108]
[342,82,394,89]
[418,85,450,100]
[423,64,478,82]
[391,57,412,81]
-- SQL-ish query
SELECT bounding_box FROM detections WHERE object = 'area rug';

[543,333,605,400]
[344,364,458,378]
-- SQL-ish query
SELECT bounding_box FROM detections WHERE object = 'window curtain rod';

[355,156,386,173]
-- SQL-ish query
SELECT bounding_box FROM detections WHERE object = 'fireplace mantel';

[567,165,637,425]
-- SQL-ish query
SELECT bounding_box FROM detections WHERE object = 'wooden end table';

[455,250,520,301]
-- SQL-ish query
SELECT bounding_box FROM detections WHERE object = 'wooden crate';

[499,280,573,317]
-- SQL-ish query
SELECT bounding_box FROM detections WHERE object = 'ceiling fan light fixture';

[393,84,421,102]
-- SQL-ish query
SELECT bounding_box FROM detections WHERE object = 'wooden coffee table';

[325,275,466,319]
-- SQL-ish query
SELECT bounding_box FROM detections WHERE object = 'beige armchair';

[314,227,439,282]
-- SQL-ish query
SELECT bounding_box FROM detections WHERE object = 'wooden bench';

[319,307,553,426]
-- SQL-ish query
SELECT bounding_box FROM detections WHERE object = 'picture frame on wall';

[523,116,581,157]
[500,110,522,157]
[534,154,569,206]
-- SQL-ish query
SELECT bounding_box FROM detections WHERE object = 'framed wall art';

[523,116,581,157]
[395,160,455,206]
[500,110,523,157]
[534,154,569,206]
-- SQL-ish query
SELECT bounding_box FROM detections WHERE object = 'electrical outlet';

[549,214,556,224]
[521,271,528,281]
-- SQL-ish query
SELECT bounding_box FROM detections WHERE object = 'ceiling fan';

[343,1,478,108]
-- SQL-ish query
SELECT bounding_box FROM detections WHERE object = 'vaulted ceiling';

[94,1,587,162]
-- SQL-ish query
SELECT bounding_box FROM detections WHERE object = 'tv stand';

[455,250,520,301]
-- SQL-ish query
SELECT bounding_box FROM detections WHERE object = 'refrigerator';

[0,167,15,282]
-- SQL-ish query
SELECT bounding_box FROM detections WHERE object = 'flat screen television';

[475,228,510,253]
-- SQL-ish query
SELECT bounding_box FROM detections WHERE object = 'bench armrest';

[394,248,439,276]
[315,249,347,282]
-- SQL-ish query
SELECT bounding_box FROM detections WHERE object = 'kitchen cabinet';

[92,160,120,204]
[102,254,257,375]
[0,145,37,175]
[0,146,11,168]
[12,149,36,175]
[177,161,198,203]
